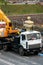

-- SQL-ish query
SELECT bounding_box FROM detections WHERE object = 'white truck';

[10,31,42,56]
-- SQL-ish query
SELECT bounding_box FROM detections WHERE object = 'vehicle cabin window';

[21,34,25,40]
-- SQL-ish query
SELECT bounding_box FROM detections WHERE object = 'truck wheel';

[19,47,24,56]
[34,51,38,55]
[3,45,8,51]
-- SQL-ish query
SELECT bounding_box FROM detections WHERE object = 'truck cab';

[19,31,42,55]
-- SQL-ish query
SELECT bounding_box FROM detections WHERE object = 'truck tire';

[19,47,24,56]
[34,51,38,55]
[3,45,8,51]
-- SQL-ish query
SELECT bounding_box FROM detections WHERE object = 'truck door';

[20,34,26,49]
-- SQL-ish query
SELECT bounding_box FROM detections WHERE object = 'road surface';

[0,50,43,65]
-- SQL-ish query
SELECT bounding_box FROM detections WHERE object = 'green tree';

[4,0,7,6]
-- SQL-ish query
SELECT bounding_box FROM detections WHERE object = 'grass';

[0,0,4,3]
[0,4,43,15]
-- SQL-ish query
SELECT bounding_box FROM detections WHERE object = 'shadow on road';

[9,49,38,57]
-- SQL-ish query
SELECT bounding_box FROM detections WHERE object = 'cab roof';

[21,31,40,35]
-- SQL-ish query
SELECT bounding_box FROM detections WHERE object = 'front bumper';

[24,47,42,53]
[25,44,42,52]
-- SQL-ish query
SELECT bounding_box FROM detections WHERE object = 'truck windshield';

[27,33,41,40]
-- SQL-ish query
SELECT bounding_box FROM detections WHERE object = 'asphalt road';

[0,50,43,65]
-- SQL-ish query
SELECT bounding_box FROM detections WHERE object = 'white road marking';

[0,54,40,65]
[31,61,38,65]
[0,58,15,65]
[0,52,41,65]
[23,56,41,65]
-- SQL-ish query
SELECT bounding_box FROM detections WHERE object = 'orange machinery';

[0,9,19,37]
